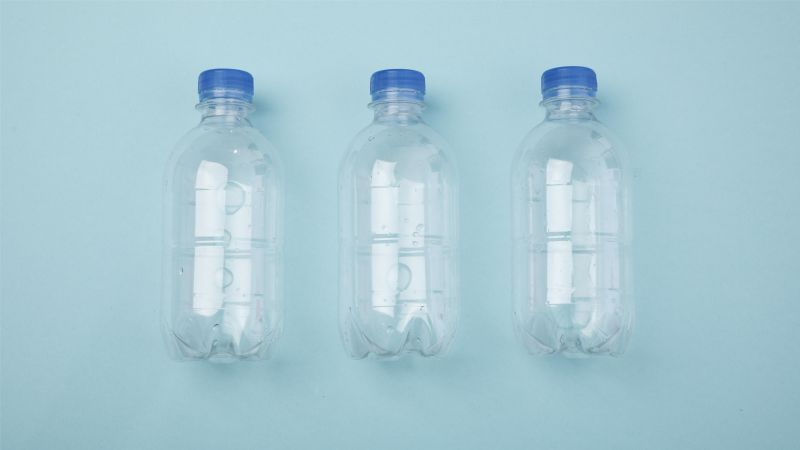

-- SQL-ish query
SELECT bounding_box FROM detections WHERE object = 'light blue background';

[2,2,799,449]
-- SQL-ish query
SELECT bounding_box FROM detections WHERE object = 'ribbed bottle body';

[339,106,458,359]
[162,99,283,362]
[512,97,633,357]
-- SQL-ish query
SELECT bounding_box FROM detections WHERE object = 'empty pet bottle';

[162,69,284,362]
[511,66,633,357]
[339,69,459,359]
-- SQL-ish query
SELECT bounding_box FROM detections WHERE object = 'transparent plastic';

[162,95,284,362]
[511,97,633,357]
[339,94,459,359]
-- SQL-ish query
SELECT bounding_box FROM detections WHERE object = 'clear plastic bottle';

[161,69,284,362]
[339,69,459,359]
[511,66,633,357]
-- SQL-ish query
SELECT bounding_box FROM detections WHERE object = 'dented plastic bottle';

[339,69,459,359]
[511,66,633,357]
[162,69,284,362]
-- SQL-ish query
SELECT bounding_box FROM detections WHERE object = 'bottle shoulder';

[340,121,457,181]
[348,121,452,152]
[166,123,284,183]
[513,119,629,176]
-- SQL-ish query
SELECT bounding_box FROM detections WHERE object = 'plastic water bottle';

[339,69,459,359]
[161,69,284,362]
[511,66,633,357]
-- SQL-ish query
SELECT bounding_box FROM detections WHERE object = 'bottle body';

[162,91,284,362]
[512,94,633,357]
[339,97,459,359]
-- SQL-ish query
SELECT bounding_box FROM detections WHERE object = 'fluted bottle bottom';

[514,304,631,358]
[341,308,454,360]
[163,310,280,362]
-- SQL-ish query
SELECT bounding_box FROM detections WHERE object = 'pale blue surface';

[2,2,799,449]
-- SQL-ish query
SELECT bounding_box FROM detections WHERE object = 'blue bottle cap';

[541,66,597,100]
[370,69,425,101]
[198,68,254,102]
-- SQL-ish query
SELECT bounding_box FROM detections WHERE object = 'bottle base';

[164,329,279,363]
[515,320,630,358]
[340,312,453,360]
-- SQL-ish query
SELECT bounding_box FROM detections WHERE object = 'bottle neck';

[371,101,424,124]
[197,98,254,125]
[542,98,599,121]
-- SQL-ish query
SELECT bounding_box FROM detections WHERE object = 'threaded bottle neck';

[543,98,598,120]
[370,99,424,124]
[197,98,253,124]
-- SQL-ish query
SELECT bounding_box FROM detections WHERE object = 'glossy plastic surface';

[511,96,633,357]
[339,97,459,359]
[162,97,284,362]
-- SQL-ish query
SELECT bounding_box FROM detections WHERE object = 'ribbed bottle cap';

[370,69,425,101]
[541,66,597,100]
[198,68,254,102]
